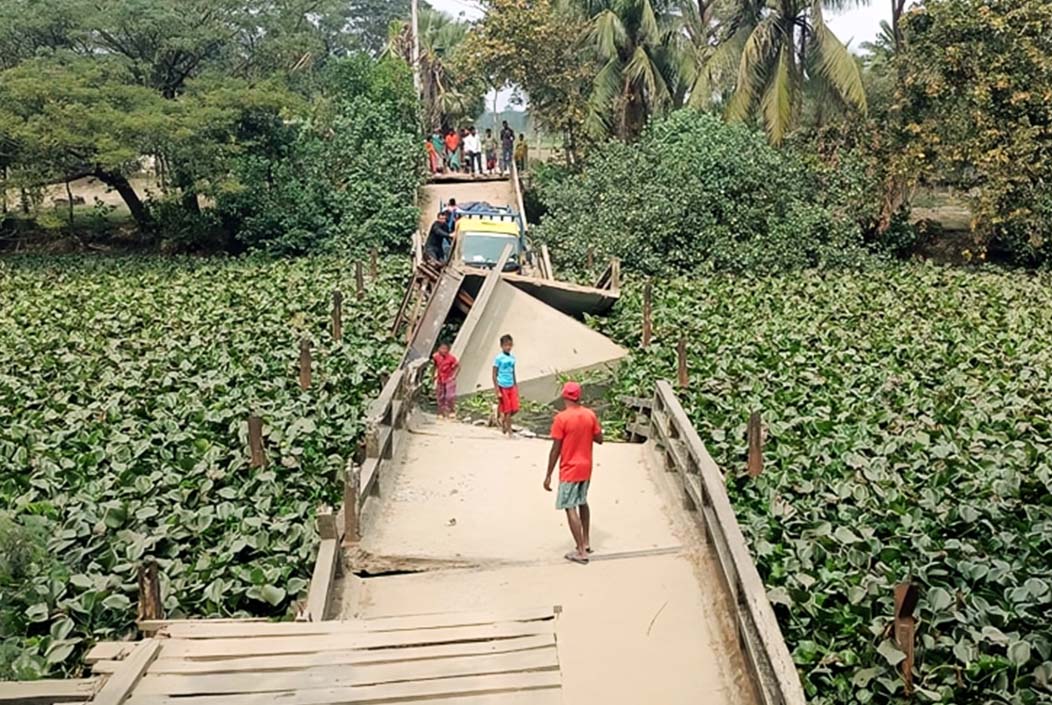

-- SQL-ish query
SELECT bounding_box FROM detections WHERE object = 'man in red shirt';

[432,342,459,419]
[544,381,603,564]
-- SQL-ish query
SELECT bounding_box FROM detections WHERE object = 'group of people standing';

[426,120,528,176]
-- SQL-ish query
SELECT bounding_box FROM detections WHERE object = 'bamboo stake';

[299,337,312,390]
[248,415,265,468]
[331,290,343,342]
[677,338,688,389]
[136,560,164,622]
[747,411,763,477]
[642,279,652,348]
[370,248,379,279]
[355,261,364,297]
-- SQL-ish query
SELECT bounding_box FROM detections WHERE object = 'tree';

[462,0,594,161]
[723,0,868,144]
[346,0,411,56]
[386,6,485,128]
[575,0,682,140]
[893,0,1052,264]
[0,58,164,228]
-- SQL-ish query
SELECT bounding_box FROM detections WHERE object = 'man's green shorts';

[556,480,590,510]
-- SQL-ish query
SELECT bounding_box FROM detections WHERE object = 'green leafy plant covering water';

[0,255,405,679]
[595,264,1052,705]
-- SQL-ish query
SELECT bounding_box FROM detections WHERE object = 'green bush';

[217,56,423,256]
[533,111,870,275]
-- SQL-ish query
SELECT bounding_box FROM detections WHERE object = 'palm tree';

[386,6,481,129]
[575,0,681,140]
[723,0,869,144]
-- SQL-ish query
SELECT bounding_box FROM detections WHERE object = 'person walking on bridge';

[544,381,603,564]
[499,120,515,175]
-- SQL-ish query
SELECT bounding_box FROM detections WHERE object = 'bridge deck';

[342,415,759,705]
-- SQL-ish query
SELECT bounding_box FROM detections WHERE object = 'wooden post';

[677,338,688,389]
[331,290,343,342]
[642,279,652,348]
[317,506,337,540]
[610,257,621,290]
[370,248,379,279]
[355,261,365,297]
[747,411,763,477]
[136,560,164,622]
[586,247,594,270]
[248,415,265,468]
[298,337,312,390]
[894,583,919,696]
[343,464,360,544]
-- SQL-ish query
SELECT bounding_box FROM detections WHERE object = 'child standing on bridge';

[492,334,519,436]
[432,342,459,419]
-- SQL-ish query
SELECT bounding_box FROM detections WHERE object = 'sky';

[428,0,896,110]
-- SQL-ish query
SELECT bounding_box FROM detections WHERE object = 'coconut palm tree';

[723,0,869,144]
[575,0,682,140]
[386,6,483,129]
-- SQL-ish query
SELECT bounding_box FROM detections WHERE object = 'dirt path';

[339,415,759,705]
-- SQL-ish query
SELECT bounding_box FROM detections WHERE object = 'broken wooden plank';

[85,642,135,664]
[406,266,465,363]
[123,670,561,705]
[134,647,558,696]
[0,677,97,704]
[138,618,267,635]
[89,638,161,705]
[159,621,556,659]
[302,539,339,622]
[163,607,555,639]
[147,634,555,674]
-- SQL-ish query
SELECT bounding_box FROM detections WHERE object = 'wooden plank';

[655,381,806,705]
[134,647,558,696]
[406,266,465,363]
[148,635,556,674]
[163,607,555,639]
[358,457,380,501]
[159,621,555,659]
[138,619,267,635]
[618,395,653,410]
[85,642,135,664]
[89,638,161,705]
[0,678,97,704]
[303,539,339,622]
[123,670,561,705]
[540,244,553,280]
[91,660,123,675]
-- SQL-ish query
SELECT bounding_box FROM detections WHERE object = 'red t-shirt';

[432,352,458,383]
[550,405,602,483]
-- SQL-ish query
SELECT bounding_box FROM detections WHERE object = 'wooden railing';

[299,358,430,622]
[638,381,807,705]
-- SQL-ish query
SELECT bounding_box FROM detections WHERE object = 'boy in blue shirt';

[491,334,518,436]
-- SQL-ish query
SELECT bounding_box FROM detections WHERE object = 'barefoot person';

[432,341,459,419]
[491,334,518,436]
[544,381,603,564]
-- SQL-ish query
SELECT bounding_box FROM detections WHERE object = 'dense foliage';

[0,0,423,253]
[0,255,405,678]
[533,111,869,274]
[218,58,422,256]
[893,0,1052,266]
[597,265,1052,704]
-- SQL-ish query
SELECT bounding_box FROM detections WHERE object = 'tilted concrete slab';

[454,279,627,401]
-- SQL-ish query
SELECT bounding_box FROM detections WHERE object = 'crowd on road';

[426,120,529,176]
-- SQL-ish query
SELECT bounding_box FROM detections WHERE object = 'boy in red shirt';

[432,342,459,419]
[544,381,603,564]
